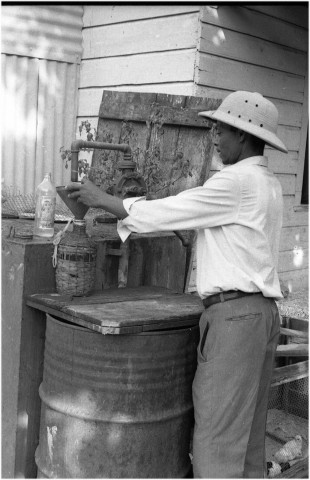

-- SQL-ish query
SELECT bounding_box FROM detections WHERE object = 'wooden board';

[78,84,197,117]
[276,344,308,357]
[83,13,199,59]
[246,5,308,29]
[271,360,308,387]
[83,5,201,27]
[80,50,197,88]
[201,6,308,52]
[197,53,304,103]
[91,90,220,198]
[27,286,204,334]
[199,23,307,76]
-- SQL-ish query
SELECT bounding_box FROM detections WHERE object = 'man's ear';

[238,129,246,143]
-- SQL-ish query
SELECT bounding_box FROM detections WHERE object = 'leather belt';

[202,290,259,309]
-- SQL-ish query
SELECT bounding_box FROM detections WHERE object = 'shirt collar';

[224,156,268,170]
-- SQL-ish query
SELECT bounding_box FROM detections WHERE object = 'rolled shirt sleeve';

[117,171,240,242]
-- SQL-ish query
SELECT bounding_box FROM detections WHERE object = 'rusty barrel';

[35,314,199,478]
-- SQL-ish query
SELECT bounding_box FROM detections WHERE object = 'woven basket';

[55,220,96,296]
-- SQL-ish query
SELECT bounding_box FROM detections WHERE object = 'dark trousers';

[192,294,280,478]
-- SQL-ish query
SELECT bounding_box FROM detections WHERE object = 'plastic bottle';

[33,173,56,237]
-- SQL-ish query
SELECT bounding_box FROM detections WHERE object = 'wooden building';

[79,3,308,292]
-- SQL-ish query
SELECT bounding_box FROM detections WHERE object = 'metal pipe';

[70,140,132,182]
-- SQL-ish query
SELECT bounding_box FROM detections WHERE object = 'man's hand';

[66,178,128,219]
[66,178,104,208]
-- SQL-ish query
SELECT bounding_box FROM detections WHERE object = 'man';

[66,91,287,478]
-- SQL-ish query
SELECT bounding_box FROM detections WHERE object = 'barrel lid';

[27,286,203,334]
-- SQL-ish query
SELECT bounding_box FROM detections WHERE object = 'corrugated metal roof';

[2,5,83,64]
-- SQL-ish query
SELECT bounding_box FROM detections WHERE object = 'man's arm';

[66,179,128,219]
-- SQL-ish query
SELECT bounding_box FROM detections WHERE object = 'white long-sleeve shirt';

[117,156,283,300]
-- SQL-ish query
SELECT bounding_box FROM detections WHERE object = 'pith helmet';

[199,91,288,153]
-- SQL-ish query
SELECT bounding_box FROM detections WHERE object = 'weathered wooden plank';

[201,6,308,52]
[98,93,212,128]
[80,50,196,87]
[276,344,308,357]
[93,91,216,199]
[83,13,199,59]
[280,327,308,340]
[200,23,307,76]
[64,298,202,329]
[288,317,309,332]
[167,95,220,189]
[271,360,308,387]
[197,53,305,103]
[246,5,308,29]
[78,84,198,117]
[27,302,139,335]
[278,248,308,273]
[28,286,176,307]
[83,4,201,27]
[79,100,302,148]
[27,291,203,334]
[92,91,153,192]
[148,93,187,198]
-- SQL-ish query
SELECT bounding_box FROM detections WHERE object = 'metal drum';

[35,314,199,478]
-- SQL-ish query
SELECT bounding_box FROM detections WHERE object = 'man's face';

[212,122,242,165]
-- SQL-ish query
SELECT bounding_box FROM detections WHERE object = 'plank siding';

[83,4,201,26]
[83,14,199,59]
[245,5,308,29]
[200,6,308,51]
[80,50,197,88]
[199,24,306,76]
[197,53,305,103]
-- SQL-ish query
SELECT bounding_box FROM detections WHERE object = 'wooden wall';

[79,4,308,292]
[78,4,201,130]
[195,5,308,291]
